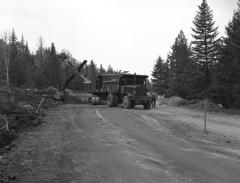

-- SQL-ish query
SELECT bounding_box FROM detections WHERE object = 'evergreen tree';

[0,33,10,87]
[0,39,5,81]
[191,0,220,96]
[214,1,240,108]
[18,35,30,87]
[106,65,114,74]
[99,64,106,74]
[151,56,169,95]
[22,41,35,87]
[167,30,196,98]
[46,43,63,88]
[87,60,98,82]
[9,29,26,87]
[35,38,49,88]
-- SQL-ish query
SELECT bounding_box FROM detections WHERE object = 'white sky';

[0,0,238,76]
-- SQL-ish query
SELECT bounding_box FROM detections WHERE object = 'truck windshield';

[121,78,145,85]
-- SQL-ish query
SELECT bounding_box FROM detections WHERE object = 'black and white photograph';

[0,0,240,182]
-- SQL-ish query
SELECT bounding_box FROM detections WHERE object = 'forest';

[152,0,240,108]
[0,32,118,91]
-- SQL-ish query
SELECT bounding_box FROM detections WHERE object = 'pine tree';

[167,30,196,98]
[151,56,169,95]
[9,29,26,87]
[46,43,63,88]
[106,65,114,74]
[99,64,106,74]
[191,0,219,96]
[35,37,48,88]
[0,39,5,82]
[1,33,10,87]
[22,41,35,87]
[87,60,98,82]
[214,1,240,108]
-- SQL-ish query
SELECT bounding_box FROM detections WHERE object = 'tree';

[9,29,26,87]
[87,60,98,82]
[213,1,240,108]
[46,43,63,88]
[20,40,35,87]
[167,30,196,98]
[99,64,106,74]
[35,36,49,88]
[0,33,10,87]
[36,36,44,67]
[0,39,6,83]
[106,65,114,74]
[191,0,220,96]
[151,56,169,95]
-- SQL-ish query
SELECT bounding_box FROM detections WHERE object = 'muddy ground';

[1,103,240,183]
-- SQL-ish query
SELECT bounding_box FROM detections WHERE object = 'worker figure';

[151,92,157,108]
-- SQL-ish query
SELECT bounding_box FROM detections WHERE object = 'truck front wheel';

[107,94,115,107]
[143,101,151,110]
[114,94,119,107]
[123,95,131,109]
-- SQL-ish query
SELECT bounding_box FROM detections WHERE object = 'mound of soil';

[158,96,190,106]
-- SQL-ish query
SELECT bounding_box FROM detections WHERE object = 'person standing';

[151,92,157,108]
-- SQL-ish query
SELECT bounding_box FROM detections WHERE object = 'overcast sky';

[0,0,238,76]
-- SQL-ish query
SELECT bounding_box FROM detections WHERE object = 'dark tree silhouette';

[214,1,240,108]
[167,30,197,98]
[151,56,169,95]
[191,0,220,96]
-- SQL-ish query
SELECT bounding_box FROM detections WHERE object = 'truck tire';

[131,101,135,108]
[143,101,151,110]
[113,94,119,107]
[107,94,115,107]
[123,95,131,109]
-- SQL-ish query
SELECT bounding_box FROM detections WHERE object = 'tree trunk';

[5,57,9,88]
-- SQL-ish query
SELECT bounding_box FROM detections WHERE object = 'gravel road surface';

[2,104,240,183]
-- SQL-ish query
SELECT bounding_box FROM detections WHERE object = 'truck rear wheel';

[114,94,119,107]
[131,101,135,108]
[123,95,131,109]
[143,101,151,110]
[107,94,115,107]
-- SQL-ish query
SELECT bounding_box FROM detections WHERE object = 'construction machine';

[51,53,90,101]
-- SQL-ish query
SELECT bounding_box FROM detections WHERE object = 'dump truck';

[89,74,152,109]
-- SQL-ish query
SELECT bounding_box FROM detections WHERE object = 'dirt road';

[2,104,240,183]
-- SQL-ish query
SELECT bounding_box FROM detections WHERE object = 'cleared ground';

[1,104,240,183]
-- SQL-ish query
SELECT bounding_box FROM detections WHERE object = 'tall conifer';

[215,1,240,108]
[191,0,219,96]
[151,56,169,95]
[167,31,195,98]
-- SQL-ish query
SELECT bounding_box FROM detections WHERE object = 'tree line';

[152,0,240,109]
[0,32,118,91]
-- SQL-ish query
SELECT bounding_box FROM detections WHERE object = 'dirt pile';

[158,96,190,106]
[187,99,226,112]
[158,96,232,112]
[64,89,90,104]
[40,86,90,104]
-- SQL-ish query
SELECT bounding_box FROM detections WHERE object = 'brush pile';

[0,87,59,151]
